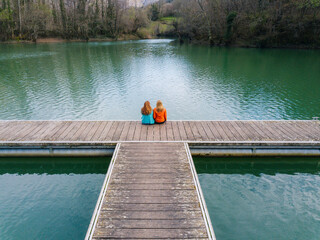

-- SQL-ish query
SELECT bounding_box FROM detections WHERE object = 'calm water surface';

[0,39,319,120]
[194,158,320,240]
[0,157,109,240]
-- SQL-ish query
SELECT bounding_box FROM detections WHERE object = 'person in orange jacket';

[153,100,167,124]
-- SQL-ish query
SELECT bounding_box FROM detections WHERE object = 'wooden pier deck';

[0,120,319,143]
[85,142,214,239]
[1,120,320,239]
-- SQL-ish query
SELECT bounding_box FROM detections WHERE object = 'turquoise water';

[194,158,320,240]
[1,40,320,120]
[0,157,109,240]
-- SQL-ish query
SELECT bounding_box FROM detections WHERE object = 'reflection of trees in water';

[194,157,320,176]
[174,45,320,119]
[0,157,110,174]
[1,41,320,120]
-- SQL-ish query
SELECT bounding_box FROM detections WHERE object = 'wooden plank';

[246,121,272,141]
[96,218,205,228]
[254,121,283,141]
[0,120,319,143]
[0,121,22,138]
[140,123,148,141]
[112,121,125,141]
[27,121,58,141]
[282,121,316,140]
[153,123,161,141]
[224,121,246,141]
[95,121,112,141]
[90,121,107,141]
[146,124,154,141]
[2,122,36,141]
[266,121,293,141]
[74,121,96,141]
[105,189,198,197]
[61,121,85,141]
[92,228,208,239]
[159,123,167,141]
[183,121,194,140]
[37,121,64,141]
[18,121,47,141]
[172,121,181,141]
[189,121,202,141]
[177,121,188,141]
[104,121,118,141]
[195,121,210,141]
[250,121,281,141]
[102,203,205,211]
[236,121,260,141]
[58,121,82,141]
[119,121,130,141]
[85,121,103,141]
[203,121,222,141]
[98,210,203,219]
[90,142,211,239]
[166,121,174,141]
[208,121,225,141]
[217,121,236,141]
[132,121,142,141]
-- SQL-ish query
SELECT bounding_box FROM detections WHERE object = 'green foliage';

[59,0,67,35]
[150,3,160,21]
[225,12,237,43]
[0,7,13,41]
[1,0,6,10]
[0,9,10,20]
[160,16,176,21]
[295,0,320,8]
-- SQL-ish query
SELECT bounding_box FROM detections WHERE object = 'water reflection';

[195,157,320,175]
[0,157,110,174]
[0,157,109,240]
[194,157,320,240]
[0,40,319,120]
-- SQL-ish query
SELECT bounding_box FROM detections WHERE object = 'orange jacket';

[153,108,167,123]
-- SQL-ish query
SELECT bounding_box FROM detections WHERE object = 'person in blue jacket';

[141,101,155,125]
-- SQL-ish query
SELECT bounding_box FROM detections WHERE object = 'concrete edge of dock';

[85,143,121,240]
[185,143,216,239]
[0,141,320,157]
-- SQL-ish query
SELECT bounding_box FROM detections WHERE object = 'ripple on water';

[0,40,320,120]
[198,171,320,240]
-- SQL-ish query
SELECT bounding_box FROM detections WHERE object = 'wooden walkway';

[85,142,214,239]
[0,120,319,143]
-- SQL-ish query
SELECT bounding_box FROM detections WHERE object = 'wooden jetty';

[85,142,214,239]
[1,120,320,239]
[0,120,319,143]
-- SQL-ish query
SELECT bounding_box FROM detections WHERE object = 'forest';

[0,0,319,48]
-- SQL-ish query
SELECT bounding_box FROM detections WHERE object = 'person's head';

[156,100,164,112]
[141,101,152,115]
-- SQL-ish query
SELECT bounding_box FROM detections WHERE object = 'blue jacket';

[141,110,155,125]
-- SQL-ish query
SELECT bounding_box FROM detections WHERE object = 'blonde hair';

[141,101,152,115]
[156,100,164,112]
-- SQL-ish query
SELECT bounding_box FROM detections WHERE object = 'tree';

[150,3,159,21]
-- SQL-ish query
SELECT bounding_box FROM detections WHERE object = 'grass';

[137,20,175,38]
[160,16,176,22]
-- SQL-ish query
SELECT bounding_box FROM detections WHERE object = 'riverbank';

[3,36,319,50]
[1,35,144,44]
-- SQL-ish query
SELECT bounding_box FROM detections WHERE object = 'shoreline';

[0,35,145,44]
[1,36,319,50]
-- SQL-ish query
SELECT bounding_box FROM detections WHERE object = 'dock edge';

[184,142,216,240]
[84,143,121,240]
